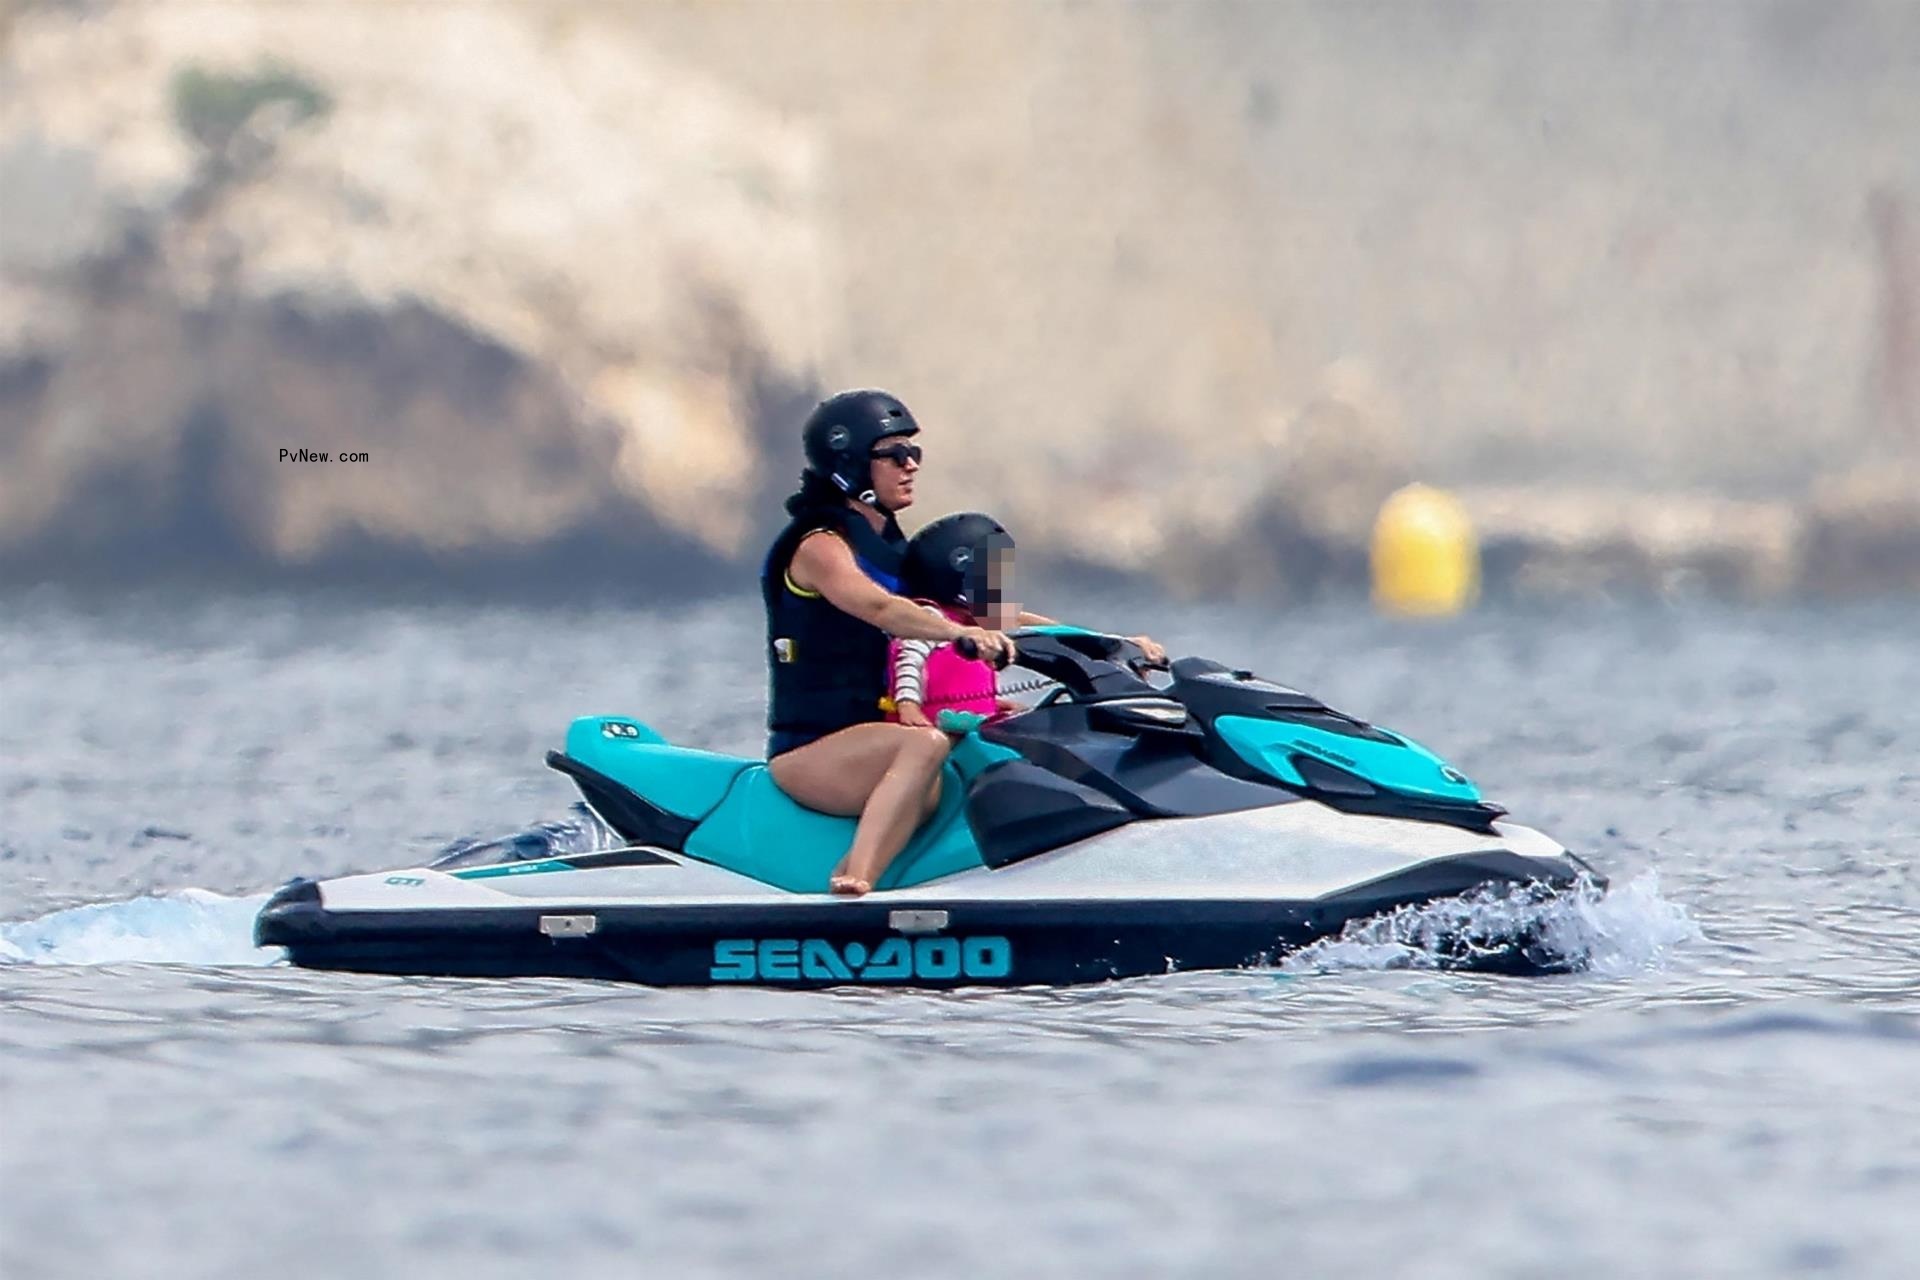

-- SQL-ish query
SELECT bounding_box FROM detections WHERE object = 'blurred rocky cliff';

[1,0,1916,596]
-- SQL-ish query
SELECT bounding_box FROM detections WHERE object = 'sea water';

[3,588,1916,1279]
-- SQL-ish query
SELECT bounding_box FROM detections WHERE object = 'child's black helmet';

[905,512,1015,612]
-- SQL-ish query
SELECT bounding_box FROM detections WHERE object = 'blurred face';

[868,439,921,511]
[980,539,1020,628]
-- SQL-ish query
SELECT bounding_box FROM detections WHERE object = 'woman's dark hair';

[783,469,846,517]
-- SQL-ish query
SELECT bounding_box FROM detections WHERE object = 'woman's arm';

[791,533,1013,656]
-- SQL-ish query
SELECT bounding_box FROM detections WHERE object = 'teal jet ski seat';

[559,716,987,892]
[684,760,981,892]
[564,717,753,821]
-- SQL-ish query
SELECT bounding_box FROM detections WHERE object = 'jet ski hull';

[256,633,1605,987]
[257,808,1598,986]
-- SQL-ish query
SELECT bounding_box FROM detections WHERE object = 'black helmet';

[801,388,920,506]
[904,512,1015,612]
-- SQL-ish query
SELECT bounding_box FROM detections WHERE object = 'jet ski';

[255,628,1602,986]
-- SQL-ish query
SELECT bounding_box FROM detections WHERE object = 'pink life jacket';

[888,603,1000,720]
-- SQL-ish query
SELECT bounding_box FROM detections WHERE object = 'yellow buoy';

[1370,483,1479,616]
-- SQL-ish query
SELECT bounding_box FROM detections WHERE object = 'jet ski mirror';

[1088,695,1197,736]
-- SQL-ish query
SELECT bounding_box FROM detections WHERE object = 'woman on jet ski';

[763,389,1165,896]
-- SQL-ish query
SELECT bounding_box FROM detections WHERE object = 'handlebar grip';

[953,635,1011,669]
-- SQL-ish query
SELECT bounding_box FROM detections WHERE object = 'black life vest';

[762,504,908,747]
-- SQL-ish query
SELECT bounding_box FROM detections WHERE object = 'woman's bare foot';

[830,849,879,895]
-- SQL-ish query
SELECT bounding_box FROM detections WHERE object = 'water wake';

[1283,873,1699,976]
[0,807,620,970]
[0,890,276,968]
[3,862,1698,979]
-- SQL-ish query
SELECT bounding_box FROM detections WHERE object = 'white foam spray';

[1283,873,1699,976]
[0,890,278,968]
[1,873,1699,978]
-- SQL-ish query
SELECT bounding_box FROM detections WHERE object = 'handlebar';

[951,634,1011,669]
[953,627,1164,698]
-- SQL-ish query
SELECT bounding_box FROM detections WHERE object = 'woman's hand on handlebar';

[955,626,1017,667]
[1128,634,1169,668]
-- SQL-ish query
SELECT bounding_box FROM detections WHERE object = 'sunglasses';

[869,442,923,467]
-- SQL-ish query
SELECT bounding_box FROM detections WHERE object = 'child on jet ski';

[885,512,1022,732]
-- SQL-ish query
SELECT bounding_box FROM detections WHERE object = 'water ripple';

[5,593,1920,1279]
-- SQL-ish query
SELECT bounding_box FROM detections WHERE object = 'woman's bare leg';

[768,723,951,895]
[830,736,949,893]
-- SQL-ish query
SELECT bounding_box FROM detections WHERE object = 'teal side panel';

[562,716,753,822]
[876,763,984,890]
[683,769,854,891]
[1214,715,1482,802]
[1213,716,1306,786]
[948,729,1021,780]
[683,763,985,893]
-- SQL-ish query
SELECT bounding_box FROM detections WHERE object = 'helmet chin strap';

[827,471,878,509]
[843,474,892,512]
[836,476,891,521]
